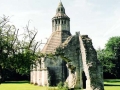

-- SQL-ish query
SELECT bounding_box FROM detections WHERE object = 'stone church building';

[30,1,104,90]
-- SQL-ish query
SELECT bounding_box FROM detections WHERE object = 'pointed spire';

[52,1,70,19]
[56,1,65,14]
[58,0,63,7]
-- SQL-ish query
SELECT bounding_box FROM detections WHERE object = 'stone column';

[30,65,33,84]
[32,64,37,85]
[42,69,48,86]
[37,70,42,86]
[37,62,41,86]
[30,70,33,84]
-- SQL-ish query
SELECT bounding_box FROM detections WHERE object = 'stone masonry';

[58,33,104,89]
[30,1,104,90]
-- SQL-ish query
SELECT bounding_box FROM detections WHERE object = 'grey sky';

[0,0,120,49]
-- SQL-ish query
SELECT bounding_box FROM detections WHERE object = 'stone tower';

[52,1,70,32]
[42,1,71,53]
[31,1,71,86]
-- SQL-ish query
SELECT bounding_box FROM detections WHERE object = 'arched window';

[55,20,57,24]
[68,21,69,26]
[61,8,63,12]
[58,8,60,12]
[62,20,63,24]
[64,20,66,24]
[52,21,54,27]
[58,20,60,24]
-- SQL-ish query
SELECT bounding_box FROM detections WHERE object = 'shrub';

[57,82,68,90]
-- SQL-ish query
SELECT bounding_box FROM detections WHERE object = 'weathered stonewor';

[79,35,104,90]
[59,32,104,90]
[34,1,71,86]
[65,63,77,89]
[30,1,104,90]
[59,33,82,89]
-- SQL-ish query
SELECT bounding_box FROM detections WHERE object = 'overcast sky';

[0,0,120,49]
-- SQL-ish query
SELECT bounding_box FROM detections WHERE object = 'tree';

[97,36,120,78]
[105,36,120,78]
[0,16,40,81]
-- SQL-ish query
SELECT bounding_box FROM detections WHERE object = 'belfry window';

[62,20,63,24]
[64,20,66,24]
[52,21,54,26]
[61,8,63,12]
[58,8,60,12]
[58,20,60,24]
[55,20,57,24]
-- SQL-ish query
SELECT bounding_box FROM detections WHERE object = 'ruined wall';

[31,33,104,90]
[60,33,82,89]
[44,56,67,86]
[79,35,104,90]
[57,33,104,90]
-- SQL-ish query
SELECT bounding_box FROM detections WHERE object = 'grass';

[104,79,120,90]
[0,81,57,90]
[0,79,120,90]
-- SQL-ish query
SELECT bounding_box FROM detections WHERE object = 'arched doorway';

[82,71,87,89]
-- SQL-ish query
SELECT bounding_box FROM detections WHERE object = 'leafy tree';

[97,36,120,78]
[105,36,120,78]
[0,16,40,81]
[97,48,115,74]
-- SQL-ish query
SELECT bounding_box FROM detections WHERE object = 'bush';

[57,82,68,90]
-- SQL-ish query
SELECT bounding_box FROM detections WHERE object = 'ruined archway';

[82,71,87,89]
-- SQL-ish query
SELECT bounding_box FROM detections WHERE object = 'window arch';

[52,20,54,27]
[58,20,60,24]
[55,20,57,24]
[64,20,66,24]
[61,8,63,12]
[62,20,63,24]
[58,8,60,12]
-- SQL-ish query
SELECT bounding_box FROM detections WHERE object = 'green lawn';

[0,81,50,90]
[104,79,120,90]
[0,79,120,90]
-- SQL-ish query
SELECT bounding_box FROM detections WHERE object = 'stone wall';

[31,67,49,86]
[80,35,104,90]
[56,33,104,90]
[44,56,68,86]
[31,33,104,90]
[59,33,82,89]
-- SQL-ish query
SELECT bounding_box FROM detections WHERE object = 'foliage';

[0,16,40,78]
[97,36,120,78]
[67,63,76,73]
[57,82,68,90]
[97,48,115,73]
[105,36,120,78]
[55,47,71,62]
